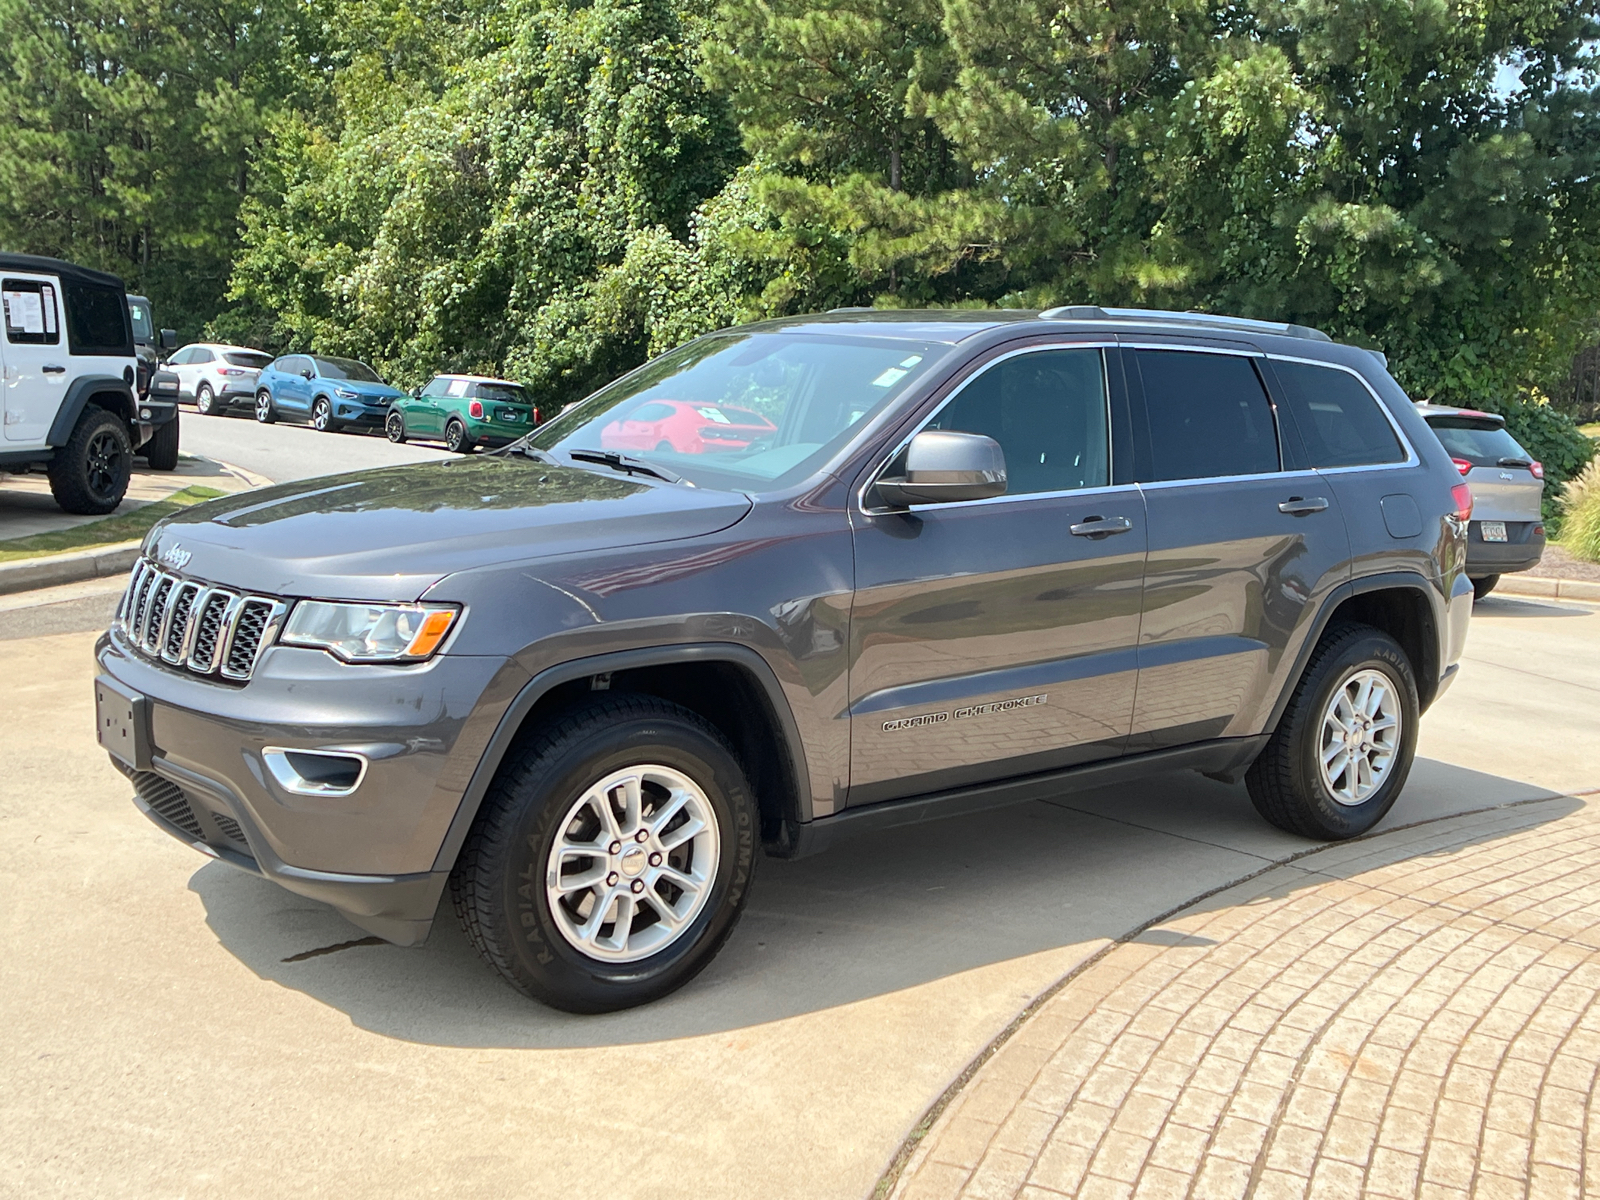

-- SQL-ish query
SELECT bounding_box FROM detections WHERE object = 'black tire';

[1246,623,1419,841]
[195,384,216,416]
[656,440,673,452]
[444,417,473,453]
[1472,575,1500,601]
[311,396,338,432]
[385,409,407,443]
[254,390,276,423]
[143,415,179,471]
[47,408,132,516]
[450,695,759,1013]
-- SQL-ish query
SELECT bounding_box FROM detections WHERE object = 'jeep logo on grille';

[158,543,192,570]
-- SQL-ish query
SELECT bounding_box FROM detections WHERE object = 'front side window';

[526,331,942,490]
[166,347,194,365]
[923,348,1110,496]
[421,376,451,397]
[127,299,152,343]
[3,279,60,345]
[63,281,133,356]
[1272,360,1405,468]
[1133,350,1279,481]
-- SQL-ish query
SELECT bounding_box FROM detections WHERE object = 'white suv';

[165,342,274,416]
[0,252,176,514]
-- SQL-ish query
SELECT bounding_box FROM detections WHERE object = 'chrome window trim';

[858,341,1118,516]
[1117,340,1264,357]
[1263,353,1420,471]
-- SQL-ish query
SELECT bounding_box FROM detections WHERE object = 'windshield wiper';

[566,449,683,484]
[1497,456,1533,469]
[497,442,558,464]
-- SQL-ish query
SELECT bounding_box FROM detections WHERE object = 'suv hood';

[146,457,753,601]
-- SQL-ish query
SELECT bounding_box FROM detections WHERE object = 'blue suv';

[254,354,404,433]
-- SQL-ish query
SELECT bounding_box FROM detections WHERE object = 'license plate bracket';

[1481,520,1508,543]
[95,675,151,770]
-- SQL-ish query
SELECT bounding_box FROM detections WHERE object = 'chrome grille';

[117,560,286,684]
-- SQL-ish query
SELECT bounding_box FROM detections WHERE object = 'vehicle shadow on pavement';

[190,757,1570,1049]
[1473,594,1593,619]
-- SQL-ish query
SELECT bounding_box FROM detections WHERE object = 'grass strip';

[0,485,226,564]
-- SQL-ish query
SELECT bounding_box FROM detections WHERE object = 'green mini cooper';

[386,374,540,452]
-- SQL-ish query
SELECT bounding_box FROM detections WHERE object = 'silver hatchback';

[1417,403,1545,598]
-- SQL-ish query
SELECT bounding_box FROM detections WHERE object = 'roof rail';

[1036,305,1332,343]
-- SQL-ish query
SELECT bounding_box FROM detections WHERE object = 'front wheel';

[47,408,132,515]
[311,396,337,432]
[450,695,758,1012]
[254,390,276,423]
[444,417,473,454]
[195,384,216,416]
[385,409,407,443]
[1246,623,1419,840]
[1472,575,1500,601]
[143,416,179,471]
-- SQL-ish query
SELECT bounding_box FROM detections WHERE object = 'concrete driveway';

[1,594,1595,1199]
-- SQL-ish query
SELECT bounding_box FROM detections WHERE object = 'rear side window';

[1426,417,1531,466]
[63,281,133,355]
[927,347,1109,495]
[224,351,271,369]
[3,279,60,345]
[1132,350,1279,481]
[1272,361,1405,468]
[190,347,215,364]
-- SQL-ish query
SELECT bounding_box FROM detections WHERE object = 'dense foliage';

[2,0,1598,476]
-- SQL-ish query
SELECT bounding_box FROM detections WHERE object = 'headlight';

[334,387,359,399]
[280,601,459,662]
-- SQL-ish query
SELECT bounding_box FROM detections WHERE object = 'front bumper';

[96,628,529,944]
[334,400,392,426]
[1466,519,1545,576]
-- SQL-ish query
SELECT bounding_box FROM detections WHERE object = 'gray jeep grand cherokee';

[94,307,1474,1012]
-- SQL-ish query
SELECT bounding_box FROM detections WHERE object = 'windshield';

[127,300,152,343]
[479,383,530,405]
[524,331,942,489]
[1427,417,1531,465]
[315,356,384,383]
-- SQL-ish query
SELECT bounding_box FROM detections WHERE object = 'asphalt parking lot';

[1,591,1594,1199]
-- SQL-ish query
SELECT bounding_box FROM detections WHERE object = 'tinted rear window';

[64,281,133,355]
[1426,417,1531,465]
[476,383,530,404]
[1272,361,1405,468]
[1132,350,1279,481]
[224,351,272,369]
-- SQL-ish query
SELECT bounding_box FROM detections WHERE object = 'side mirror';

[874,430,1007,508]
[301,367,315,379]
[410,386,421,398]
[159,328,178,350]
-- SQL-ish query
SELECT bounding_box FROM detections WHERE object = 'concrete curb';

[1496,573,1600,602]
[0,540,141,596]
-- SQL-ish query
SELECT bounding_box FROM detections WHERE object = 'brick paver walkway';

[889,798,1600,1200]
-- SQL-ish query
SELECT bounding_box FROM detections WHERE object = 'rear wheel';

[47,408,132,515]
[195,384,216,416]
[385,409,406,443]
[444,417,473,454]
[450,695,758,1012]
[254,390,276,423]
[1472,575,1500,601]
[1246,623,1418,841]
[143,416,179,471]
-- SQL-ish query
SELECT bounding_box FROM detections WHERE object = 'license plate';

[497,409,524,423]
[1481,521,1508,542]
[95,676,151,770]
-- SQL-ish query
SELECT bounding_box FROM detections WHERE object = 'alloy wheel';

[312,398,331,430]
[255,392,272,422]
[85,429,126,503]
[543,765,721,963]
[1318,668,1401,806]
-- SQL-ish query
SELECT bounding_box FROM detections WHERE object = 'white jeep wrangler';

[1,252,179,515]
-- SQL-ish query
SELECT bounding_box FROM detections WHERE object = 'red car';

[600,399,776,455]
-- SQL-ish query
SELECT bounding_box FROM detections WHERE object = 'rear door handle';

[1278,496,1329,515]
[1070,515,1134,537]
[42,364,66,374]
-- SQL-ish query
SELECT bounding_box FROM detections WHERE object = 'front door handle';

[1278,496,1329,516]
[42,364,66,374]
[1070,515,1134,538]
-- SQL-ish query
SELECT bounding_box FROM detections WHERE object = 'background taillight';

[469,400,483,418]
[1451,457,1473,476]
[1451,483,1474,522]
[1531,460,1545,480]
